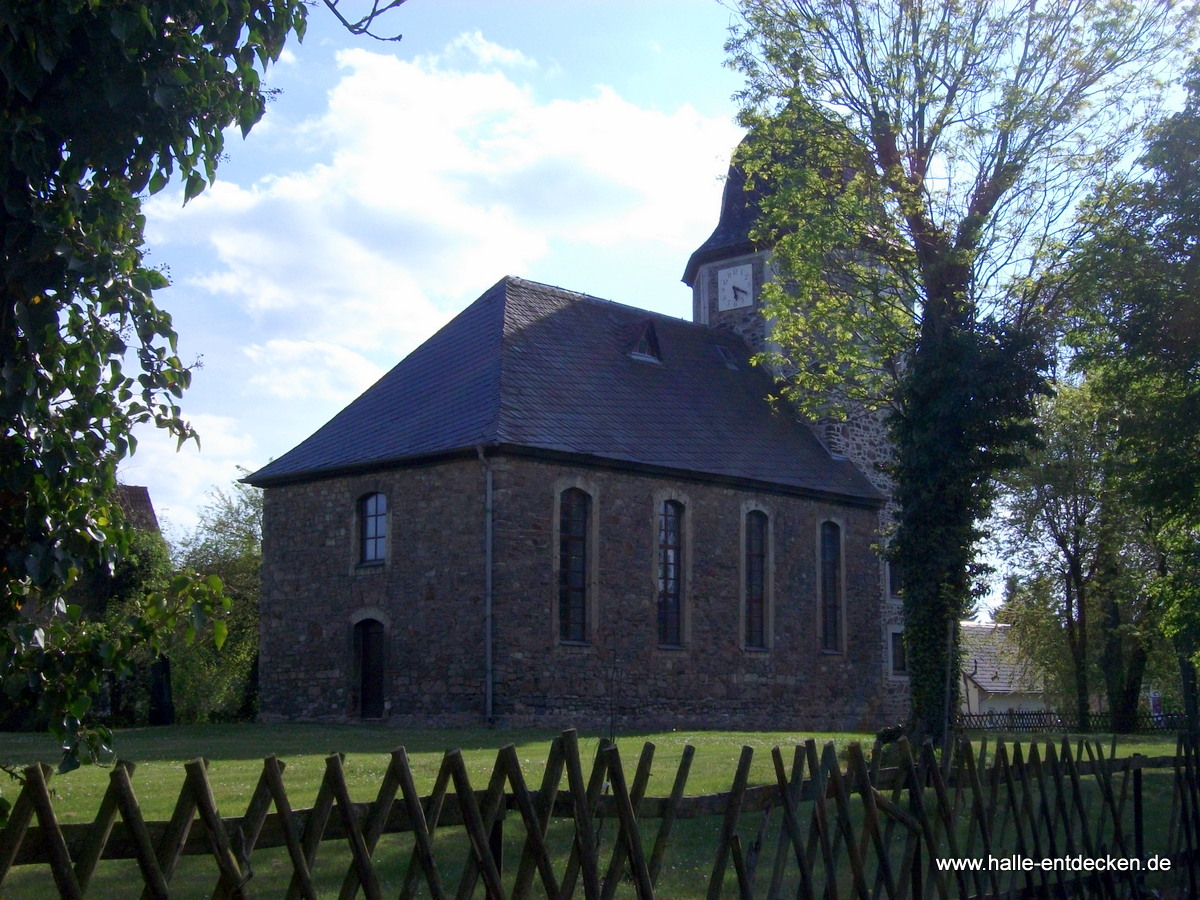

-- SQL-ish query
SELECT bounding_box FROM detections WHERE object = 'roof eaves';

[241,445,498,488]
[493,444,884,507]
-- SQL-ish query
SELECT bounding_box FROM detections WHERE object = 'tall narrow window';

[745,511,767,649]
[360,493,387,563]
[820,521,842,651]
[658,501,684,646]
[559,488,590,642]
[888,560,903,599]
[890,628,908,677]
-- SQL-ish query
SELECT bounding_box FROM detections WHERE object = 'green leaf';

[183,173,207,203]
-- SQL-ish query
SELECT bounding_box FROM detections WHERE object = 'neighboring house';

[246,152,910,731]
[116,484,160,533]
[959,622,1048,717]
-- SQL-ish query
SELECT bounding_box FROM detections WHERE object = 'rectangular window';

[658,501,684,646]
[820,521,841,651]
[360,493,387,563]
[745,511,767,649]
[891,629,908,676]
[558,488,589,642]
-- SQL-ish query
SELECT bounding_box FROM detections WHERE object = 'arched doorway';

[353,618,386,718]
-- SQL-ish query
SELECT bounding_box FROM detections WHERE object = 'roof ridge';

[501,274,742,339]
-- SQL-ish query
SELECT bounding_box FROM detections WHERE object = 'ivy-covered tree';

[727,0,1198,741]
[0,0,306,770]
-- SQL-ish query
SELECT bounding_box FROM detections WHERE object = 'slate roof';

[681,143,767,286]
[116,485,160,533]
[961,623,1045,696]
[246,277,881,505]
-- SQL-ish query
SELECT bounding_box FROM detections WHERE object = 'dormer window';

[715,345,739,370]
[628,321,661,363]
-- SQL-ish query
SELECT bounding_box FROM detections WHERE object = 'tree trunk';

[1100,591,1150,733]
[1180,648,1200,734]
[895,291,975,745]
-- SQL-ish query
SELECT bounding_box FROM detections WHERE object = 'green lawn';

[0,724,1183,899]
[0,723,876,822]
[0,723,1178,823]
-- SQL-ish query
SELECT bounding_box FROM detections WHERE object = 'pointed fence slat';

[447,748,506,900]
[500,742,561,900]
[511,736,566,900]
[599,741,654,900]
[74,760,133,892]
[646,742,693,886]
[262,754,318,900]
[284,753,337,900]
[706,744,753,900]
[396,745,450,900]
[321,753,380,900]
[768,745,814,900]
[765,744,807,900]
[0,761,37,885]
[110,761,172,900]
[560,732,610,900]
[26,761,83,900]
[600,742,655,900]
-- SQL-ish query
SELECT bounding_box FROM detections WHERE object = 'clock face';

[717,263,753,311]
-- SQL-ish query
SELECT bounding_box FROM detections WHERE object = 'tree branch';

[321,0,407,42]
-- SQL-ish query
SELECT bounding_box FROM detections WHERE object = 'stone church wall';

[258,458,488,722]
[259,454,894,731]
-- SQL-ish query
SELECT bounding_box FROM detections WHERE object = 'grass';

[0,723,1176,823]
[0,724,1184,899]
[0,723,876,822]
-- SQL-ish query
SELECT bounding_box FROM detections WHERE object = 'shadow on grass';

[0,722,573,765]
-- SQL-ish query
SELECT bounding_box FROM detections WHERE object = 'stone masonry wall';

[259,454,898,731]
[491,458,889,732]
[258,458,487,722]
[815,410,909,726]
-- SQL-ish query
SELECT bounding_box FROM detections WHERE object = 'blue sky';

[128,1,747,536]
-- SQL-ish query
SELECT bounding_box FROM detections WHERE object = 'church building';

[246,159,910,731]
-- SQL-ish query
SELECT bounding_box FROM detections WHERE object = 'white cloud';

[244,339,386,402]
[149,32,739,336]
[140,28,742,527]
[441,30,539,70]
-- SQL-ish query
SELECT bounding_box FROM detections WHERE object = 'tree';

[1,0,305,769]
[171,480,263,722]
[1067,60,1200,726]
[0,503,173,730]
[995,382,1167,731]
[727,0,1197,741]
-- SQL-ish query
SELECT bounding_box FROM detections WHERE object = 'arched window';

[360,493,387,563]
[558,488,590,642]
[658,500,684,646]
[353,618,386,718]
[745,510,768,649]
[820,521,842,651]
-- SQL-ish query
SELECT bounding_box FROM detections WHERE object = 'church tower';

[681,144,896,499]
[681,150,773,354]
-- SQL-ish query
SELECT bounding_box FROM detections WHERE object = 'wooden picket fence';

[958,710,1191,733]
[2,728,1200,899]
